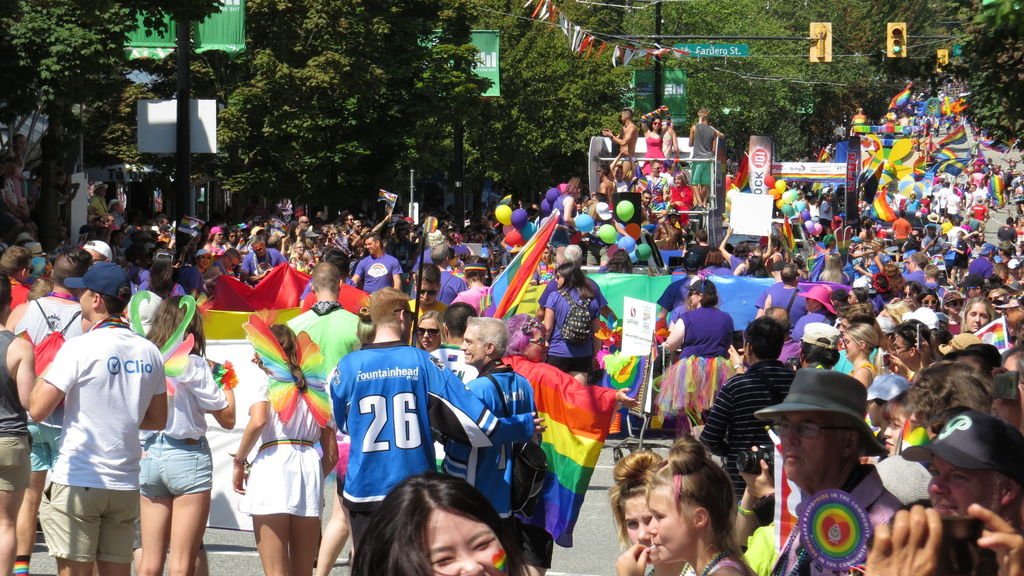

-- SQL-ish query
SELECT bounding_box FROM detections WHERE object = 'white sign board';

[137,99,218,154]
[620,297,657,356]
[729,192,775,237]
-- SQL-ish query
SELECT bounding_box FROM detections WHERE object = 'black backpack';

[559,289,593,343]
[485,374,547,517]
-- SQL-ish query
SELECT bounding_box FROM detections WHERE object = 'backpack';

[485,374,547,517]
[559,289,593,343]
[33,301,80,376]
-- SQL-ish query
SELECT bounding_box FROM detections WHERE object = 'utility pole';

[653,0,663,107]
[175,17,191,222]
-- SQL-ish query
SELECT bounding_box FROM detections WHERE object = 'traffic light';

[809,22,833,63]
[887,22,907,58]
[936,48,950,68]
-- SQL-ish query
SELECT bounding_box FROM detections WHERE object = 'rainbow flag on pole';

[975,317,1010,351]
[487,212,559,318]
[732,152,749,191]
[378,189,398,210]
[990,174,1006,205]
[505,355,620,546]
[873,193,897,222]
[888,82,912,110]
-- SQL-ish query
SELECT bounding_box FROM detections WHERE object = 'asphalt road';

[28,437,676,576]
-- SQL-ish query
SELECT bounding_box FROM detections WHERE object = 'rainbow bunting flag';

[990,174,1006,205]
[888,82,913,111]
[975,316,1010,351]
[487,212,559,318]
[873,193,897,222]
[505,355,620,546]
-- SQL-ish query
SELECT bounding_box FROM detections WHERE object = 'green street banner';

[631,69,687,118]
[125,0,246,60]
[472,30,500,97]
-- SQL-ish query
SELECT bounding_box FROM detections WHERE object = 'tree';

[961,0,1024,140]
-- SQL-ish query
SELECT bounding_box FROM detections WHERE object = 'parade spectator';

[755,263,806,327]
[754,369,898,576]
[416,311,444,354]
[287,262,362,373]
[0,247,31,310]
[436,303,478,383]
[844,323,882,388]
[451,259,490,314]
[969,243,996,279]
[905,361,993,435]
[791,285,835,341]
[83,239,112,263]
[702,316,794,496]
[608,451,685,576]
[330,288,536,547]
[542,262,605,384]
[30,262,167,575]
[411,264,447,318]
[961,295,995,333]
[351,233,402,293]
[240,234,287,285]
[798,322,842,369]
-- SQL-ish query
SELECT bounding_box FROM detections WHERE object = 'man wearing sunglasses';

[755,369,900,576]
[409,264,447,318]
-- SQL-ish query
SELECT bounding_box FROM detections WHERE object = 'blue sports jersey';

[332,343,535,511]
[443,366,536,517]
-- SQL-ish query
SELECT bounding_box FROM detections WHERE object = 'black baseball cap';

[904,410,1024,485]
[960,273,985,290]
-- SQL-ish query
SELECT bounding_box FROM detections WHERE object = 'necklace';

[699,552,729,576]
[90,316,131,332]
[47,291,78,303]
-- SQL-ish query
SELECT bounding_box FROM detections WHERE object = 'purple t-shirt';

[544,287,607,359]
[903,270,927,285]
[355,253,403,293]
[791,311,829,341]
[679,307,733,358]
[438,271,468,305]
[241,248,287,276]
[755,282,807,327]
[968,257,994,279]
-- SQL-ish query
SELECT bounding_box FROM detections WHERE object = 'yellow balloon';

[775,179,787,192]
[776,199,786,210]
[770,188,783,200]
[495,204,512,225]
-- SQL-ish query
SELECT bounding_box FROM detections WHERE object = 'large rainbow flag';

[888,82,913,110]
[487,212,559,318]
[990,174,1006,205]
[975,317,1010,351]
[505,355,620,546]
[873,193,897,222]
[732,152,750,191]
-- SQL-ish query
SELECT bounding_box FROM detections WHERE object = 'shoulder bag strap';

[484,374,510,417]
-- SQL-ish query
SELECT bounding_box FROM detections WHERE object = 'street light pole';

[175,17,191,222]
[653,0,662,108]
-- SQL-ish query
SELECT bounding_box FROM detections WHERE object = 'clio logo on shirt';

[107,357,154,375]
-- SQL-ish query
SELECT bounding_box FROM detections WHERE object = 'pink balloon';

[558,183,568,193]
[813,223,823,235]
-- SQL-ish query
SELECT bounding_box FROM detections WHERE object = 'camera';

[735,446,773,475]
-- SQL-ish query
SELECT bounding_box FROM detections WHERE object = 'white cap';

[595,202,613,221]
[903,307,939,330]
[83,240,113,262]
[801,323,841,349]
[852,276,872,289]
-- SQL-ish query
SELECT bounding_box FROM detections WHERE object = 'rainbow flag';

[975,317,1010,351]
[981,137,1010,154]
[781,218,796,252]
[990,174,1006,205]
[487,212,559,318]
[888,82,913,110]
[377,189,398,210]
[817,147,831,163]
[732,152,750,191]
[873,193,897,222]
[934,124,967,149]
[505,355,620,546]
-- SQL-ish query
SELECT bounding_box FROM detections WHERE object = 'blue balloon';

[521,221,537,240]
[545,187,561,204]
[793,200,807,212]
[629,251,638,263]
[617,236,637,253]
[479,247,490,258]
[574,213,595,233]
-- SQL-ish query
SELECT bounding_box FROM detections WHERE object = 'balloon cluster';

[770,178,823,236]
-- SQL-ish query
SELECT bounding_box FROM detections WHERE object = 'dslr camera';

[735,446,774,475]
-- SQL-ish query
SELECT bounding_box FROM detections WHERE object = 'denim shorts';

[139,434,213,499]
[29,422,62,472]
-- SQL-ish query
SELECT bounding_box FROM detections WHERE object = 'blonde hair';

[369,288,410,328]
[845,323,881,350]
[608,451,665,546]
[883,300,913,325]
[650,436,738,556]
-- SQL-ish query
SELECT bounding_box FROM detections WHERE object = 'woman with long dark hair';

[543,262,604,384]
[352,473,526,576]
[141,251,185,299]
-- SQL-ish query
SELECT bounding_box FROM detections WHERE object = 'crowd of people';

[4,104,1024,576]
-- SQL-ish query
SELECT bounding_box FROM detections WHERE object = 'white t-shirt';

[46,325,166,490]
[161,355,227,440]
[16,297,84,345]
[430,346,479,384]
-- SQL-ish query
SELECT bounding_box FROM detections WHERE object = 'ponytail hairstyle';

[609,451,665,546]
[651,436,738,556]
[269,324,306,391]
[356,306,375,347]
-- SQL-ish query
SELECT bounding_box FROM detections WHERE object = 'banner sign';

[631,69,687,120]
[620,297,657,356]
[126,0,246,60]
[472,30,501,97]
[770,162,845,183]
[748,135,773,194]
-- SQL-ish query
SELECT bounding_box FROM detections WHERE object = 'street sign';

[952,44,962,57]
[673,43,750,58]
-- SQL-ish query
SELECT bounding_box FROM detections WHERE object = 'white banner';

[620,297,657,356]
[729,193,775,237]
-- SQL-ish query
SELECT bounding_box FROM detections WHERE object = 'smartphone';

[938,516,996,576]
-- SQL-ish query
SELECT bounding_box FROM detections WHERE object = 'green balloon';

[636,243,652,260]
[598,224,618,244]
[616,200,635,221]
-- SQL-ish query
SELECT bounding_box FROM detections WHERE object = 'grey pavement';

[28,439,674,576]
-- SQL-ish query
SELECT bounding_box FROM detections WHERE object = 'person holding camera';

[702,317,795,497]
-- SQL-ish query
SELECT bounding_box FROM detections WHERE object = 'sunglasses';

[420,289,438,296]
[417,328,440,336]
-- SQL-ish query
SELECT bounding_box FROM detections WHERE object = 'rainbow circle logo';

[798,489,872,571]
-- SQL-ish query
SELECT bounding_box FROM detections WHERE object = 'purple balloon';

[511,208,529,230]
[545,187,561,204]
[801,209,811,221]
[540,199,552,215]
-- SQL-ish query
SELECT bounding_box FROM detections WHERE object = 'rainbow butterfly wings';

[243,312,331,427]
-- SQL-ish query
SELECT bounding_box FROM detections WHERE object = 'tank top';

[0,331,27,436]
[692,123,717,159]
